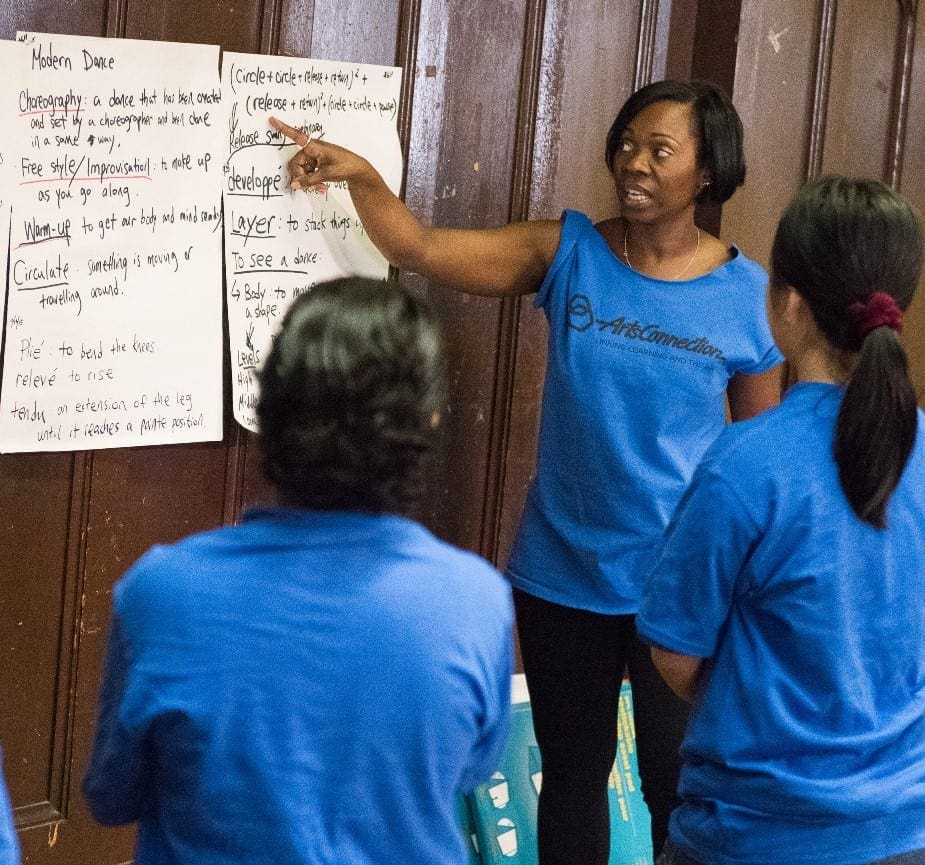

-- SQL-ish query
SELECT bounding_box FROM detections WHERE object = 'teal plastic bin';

[464,678,652,865]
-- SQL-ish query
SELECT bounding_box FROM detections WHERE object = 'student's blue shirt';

[638,382,925,865]
[505,209,782,613]
[83,507,513,865]
[0,751,20,865]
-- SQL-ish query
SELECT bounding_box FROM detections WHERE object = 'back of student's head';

[771,175,923,527]
[257,276,444,515]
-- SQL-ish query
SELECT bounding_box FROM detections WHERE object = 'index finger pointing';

[269,116,309,147]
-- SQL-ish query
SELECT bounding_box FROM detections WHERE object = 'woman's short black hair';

[257,276,444,515]
[604,79,746,204]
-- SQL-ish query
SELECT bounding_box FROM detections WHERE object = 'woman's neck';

[788,344,854,385]
[621,214,704,280]
[622,213,697,260]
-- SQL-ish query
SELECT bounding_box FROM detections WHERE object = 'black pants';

[514,588,689,865]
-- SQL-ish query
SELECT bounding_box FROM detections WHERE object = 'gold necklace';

[623,225,701,281]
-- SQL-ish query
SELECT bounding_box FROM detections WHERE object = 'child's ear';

[782,286,804,323]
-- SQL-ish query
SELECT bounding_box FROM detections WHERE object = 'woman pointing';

[270,78,782,864]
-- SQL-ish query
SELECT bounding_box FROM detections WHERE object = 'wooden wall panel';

[726,0,925,405]
[123,1,263,51]
[821,0,900,177]
[654,0,698,81]
[400,0,531,552]
[0,3,107,40]
[307,0,402,64]
[720,0,822,265]
[273,0,314,57]
[0,455,73,810]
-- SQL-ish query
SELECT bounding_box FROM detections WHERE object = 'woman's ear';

[777,285,822,354]
[767,282,803,362]
[780,285,804,323]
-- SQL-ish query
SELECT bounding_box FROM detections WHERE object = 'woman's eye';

[620,140,633,152]
[654,147,672,158]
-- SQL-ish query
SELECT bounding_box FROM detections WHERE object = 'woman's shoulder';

[701,232,734,272]
[685,239,768,296]
[718,242,767,280]
[544,211,613,263]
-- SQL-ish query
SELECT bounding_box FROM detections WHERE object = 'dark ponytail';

[836,324,917,526]
[771,176,923,528]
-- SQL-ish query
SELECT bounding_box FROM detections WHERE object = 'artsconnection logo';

[567,293,727,363]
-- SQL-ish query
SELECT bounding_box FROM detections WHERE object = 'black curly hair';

[257,276,444,515]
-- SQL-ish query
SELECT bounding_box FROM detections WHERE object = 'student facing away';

[83,276,514,865]
[639,176,925,865]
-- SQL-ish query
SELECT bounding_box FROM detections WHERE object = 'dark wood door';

[1,1,923,863]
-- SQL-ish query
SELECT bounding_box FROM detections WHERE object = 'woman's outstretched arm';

[270,117,560,298]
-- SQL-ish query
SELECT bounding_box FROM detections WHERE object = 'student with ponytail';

[638,175,925,865]
[771,177,920,530]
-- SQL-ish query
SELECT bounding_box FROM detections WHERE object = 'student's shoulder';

[115,524,232,607]
[680,418,787,533]
[425,531,506,584]
[698,401,795,481]
[416,529,511,604]
[905,407,925,478]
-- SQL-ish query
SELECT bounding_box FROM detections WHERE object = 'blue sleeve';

[730,256,784,375]
[533,210,583,314]
[460,589,514,792]
[82,604,151,826]
[0,751,21,865]
[637,459,760,658]
[744,339,784,376]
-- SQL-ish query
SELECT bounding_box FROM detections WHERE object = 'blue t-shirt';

[505,210,782,613]
[638,382,925,865]
[83,507,513,865]
[0,751,20,865]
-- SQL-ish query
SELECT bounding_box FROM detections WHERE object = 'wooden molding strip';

[806,0,838,180]
[395,0,423,176]
[886,0,918,186]
[260,0,284,56]
[104,0,128,38]
[634,0,661,90]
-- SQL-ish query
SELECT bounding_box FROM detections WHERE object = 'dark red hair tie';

[845,291,903,342]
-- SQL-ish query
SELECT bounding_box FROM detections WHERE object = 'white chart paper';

[221,52,403,431]
[1,33,225,452]
[0,41,25,362]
